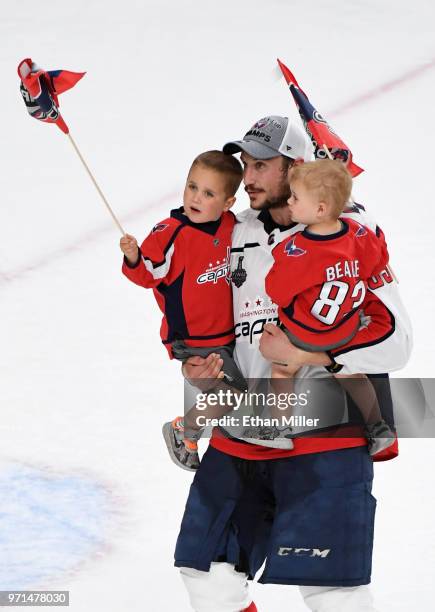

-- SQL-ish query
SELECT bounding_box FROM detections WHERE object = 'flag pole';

[67,132,126,236]
[322,145,399,284]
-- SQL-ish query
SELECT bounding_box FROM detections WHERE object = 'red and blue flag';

[18,58,85,134]
[277,59,363,177]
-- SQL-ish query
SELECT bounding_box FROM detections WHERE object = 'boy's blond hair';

[289,159,352,216]
[190,150,243,198]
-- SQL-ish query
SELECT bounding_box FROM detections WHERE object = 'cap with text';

[223,115,313,162]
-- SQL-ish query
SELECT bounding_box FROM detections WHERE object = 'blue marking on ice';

[0,464,112,589]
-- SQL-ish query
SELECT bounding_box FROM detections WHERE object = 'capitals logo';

[284,239,306,257]
[354,223,367,238]
[152,223,169,233]
[197,246,231,285]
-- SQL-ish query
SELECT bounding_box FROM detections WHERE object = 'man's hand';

[182,353,224,392]
[120,233,140,265]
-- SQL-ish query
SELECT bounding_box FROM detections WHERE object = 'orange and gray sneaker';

[162,417,201,472]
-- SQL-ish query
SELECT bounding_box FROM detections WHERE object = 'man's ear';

[224,196,236,211]
[293,157,305,167]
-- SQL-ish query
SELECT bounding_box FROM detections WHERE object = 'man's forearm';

[260,324,333,372]
[274,345,332,374]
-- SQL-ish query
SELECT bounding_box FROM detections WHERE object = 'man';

[174,116,412,612]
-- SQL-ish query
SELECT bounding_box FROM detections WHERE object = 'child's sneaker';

[240,425,294,450]
[162,417,201,471]
[364,419,396,456]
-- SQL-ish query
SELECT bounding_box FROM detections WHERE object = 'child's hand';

[120,233,140,265]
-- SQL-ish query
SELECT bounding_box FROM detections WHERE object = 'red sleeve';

[266,236,319,308]
[356,224,390,279]
[328,292,394,359]
[372,226,389,276]
[122,219,184,289]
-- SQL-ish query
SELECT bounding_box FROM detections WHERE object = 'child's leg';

[334,372,396,455]
[334,372,381,424]
[269,363,298,424]
[240,364,296,450]
[164,341,246,469]
[164,379,244,472]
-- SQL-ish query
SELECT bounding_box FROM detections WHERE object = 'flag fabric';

[18,58,85,134]
[277,58,363,177]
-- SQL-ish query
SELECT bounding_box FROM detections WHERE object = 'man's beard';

[245,174,291,210]
[262,182,291,211]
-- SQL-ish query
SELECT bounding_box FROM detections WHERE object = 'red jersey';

[122,207,235,354]
[265,218,389,350]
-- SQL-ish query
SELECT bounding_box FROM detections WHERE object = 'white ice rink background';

[1,1,435,610]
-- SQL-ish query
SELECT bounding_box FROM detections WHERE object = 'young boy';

[120,151,247,470]
[264,159,396,455]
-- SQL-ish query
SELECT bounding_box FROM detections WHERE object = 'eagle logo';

[355,223,367,238]
[152,223,169,233]
[284,239,306,257]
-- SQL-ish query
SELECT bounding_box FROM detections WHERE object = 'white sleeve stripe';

[142,243,175,280]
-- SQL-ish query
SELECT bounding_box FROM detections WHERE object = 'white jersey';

[230,204,412,378]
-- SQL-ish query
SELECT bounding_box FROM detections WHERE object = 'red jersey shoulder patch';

[284,237,307,257]
[354,222,367,238]
[152,222,169,233]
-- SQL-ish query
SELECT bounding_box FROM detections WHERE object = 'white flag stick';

[67,132,126,235]
[322,144,398,283]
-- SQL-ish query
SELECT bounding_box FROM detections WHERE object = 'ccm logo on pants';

[277,547,331,558]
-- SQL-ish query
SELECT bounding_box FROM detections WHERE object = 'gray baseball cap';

[223,115,313,162]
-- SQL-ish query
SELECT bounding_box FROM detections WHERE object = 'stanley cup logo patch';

[231,256,247,288]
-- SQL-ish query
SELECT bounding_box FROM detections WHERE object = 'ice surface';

[2,0,435,609]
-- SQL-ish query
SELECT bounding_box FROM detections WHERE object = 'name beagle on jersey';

[326,259,359,281]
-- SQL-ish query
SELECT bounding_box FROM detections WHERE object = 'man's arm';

[259,323,332,373]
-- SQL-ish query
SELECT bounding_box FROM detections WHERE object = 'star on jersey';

[284,238,307,257]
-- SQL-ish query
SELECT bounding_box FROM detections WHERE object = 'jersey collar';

[301,220,349,241]
[257,208,297,235]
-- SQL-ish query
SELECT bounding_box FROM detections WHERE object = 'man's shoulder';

[232,208,264,244]
[341,200,378,232]
[235,207,259,224]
